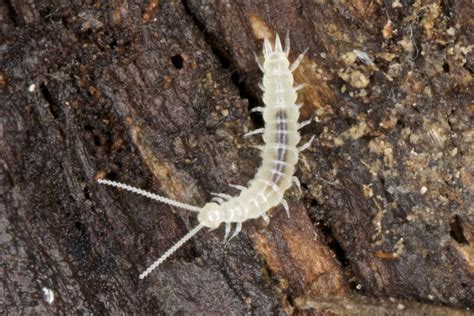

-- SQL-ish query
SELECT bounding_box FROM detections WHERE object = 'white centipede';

[98,33,314,279]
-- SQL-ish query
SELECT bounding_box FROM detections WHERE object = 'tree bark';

[0,0,472,314]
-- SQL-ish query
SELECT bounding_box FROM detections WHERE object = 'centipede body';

[98,32,313,279]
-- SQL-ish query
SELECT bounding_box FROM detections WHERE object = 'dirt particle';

[362,184,374,198]
[0,71,8,88]
[383,19,393,39]
[420,186,427,195]
[143,0,160,22]
[95,170,107,180]
[339,70,370,89]
[368,138,394,167]
[249,15,272,40]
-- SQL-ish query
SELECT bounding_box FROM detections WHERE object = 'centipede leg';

[250,106,264,113]
[281,199,290,218]
[229,184,246,191]
[299,118,312,129]
[223,222,231,243]
[244,128,265,137]
[228,222,242,242]
[254,51,264,72]
[261,213,270,224]
[298,135,315,152]
[274,33,283,52]
[211,197,225,204]
[294,83,308,91]
[292,176,302,193]
[211,192,232,200]
[289,48,308,72]
[263,37,272,55]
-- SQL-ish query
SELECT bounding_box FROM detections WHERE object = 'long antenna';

[97,179,201,212]
[139,224,204,279]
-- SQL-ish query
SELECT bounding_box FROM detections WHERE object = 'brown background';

[0,0,473,314]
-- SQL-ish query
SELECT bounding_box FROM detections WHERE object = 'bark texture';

[0,0,472,314]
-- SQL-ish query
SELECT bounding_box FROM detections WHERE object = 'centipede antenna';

[97,179,201,212]
[139,224,204,279]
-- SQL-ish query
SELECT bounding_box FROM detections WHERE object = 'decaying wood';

[297,295,472,315]
[0,0,472,314]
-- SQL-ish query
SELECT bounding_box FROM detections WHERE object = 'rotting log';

[0,0,472,314]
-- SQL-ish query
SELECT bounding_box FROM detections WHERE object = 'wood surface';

[1,0,473,314]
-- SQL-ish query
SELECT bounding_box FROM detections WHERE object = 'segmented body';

[197,35,301,228]
[98,33,312,279]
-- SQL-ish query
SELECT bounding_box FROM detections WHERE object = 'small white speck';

[28,84,36,92]
[428,294,435,300]
[42,287,54,304]
[392,0,403,8]
[420,186,427,195]
[356,284,362,290]
[397,303,405,310]
[353,49,373,65]
[221,109,229,116]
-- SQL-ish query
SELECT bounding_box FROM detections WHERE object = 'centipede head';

[197,202,221,229]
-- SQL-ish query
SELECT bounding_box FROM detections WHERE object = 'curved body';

[198,35,303,228]
[98,33,312,279]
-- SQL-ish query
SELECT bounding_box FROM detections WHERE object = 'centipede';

[98,33,314,279]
